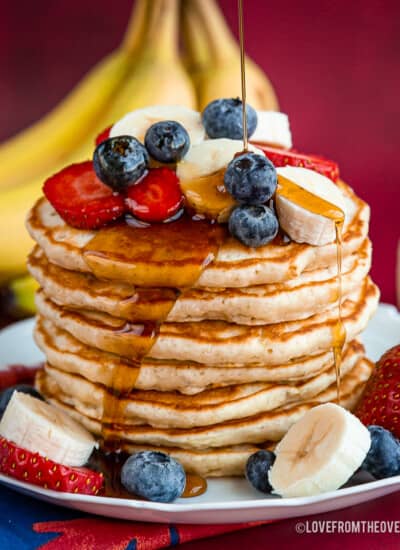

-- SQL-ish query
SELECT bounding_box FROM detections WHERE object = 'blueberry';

[361,425,400,479]
[0,385,43,419]
[144,121,190,163]
[224,153,277,204]
[121,451,186,502]
[245,450,276,493]
[202,98,257,140]
[229,204,279,247]
[93,136,149,191]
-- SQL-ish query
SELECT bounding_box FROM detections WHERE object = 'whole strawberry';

[355,345,400,438]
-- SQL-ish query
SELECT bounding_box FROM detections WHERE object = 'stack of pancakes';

[26,180,379,477]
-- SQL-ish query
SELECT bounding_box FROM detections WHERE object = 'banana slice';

[0,391,96,467]
[251,111,292,149]
[110,105,205,145]
[275,166,348,246]
[268,403,371,498]
[177,138,264,222]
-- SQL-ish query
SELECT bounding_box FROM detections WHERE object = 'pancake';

[36,356,373,450]
[35,278,379,365]
[25,181,370,289]
[34,317,363,394]
[39,343,364,429]
[28,239,372,325]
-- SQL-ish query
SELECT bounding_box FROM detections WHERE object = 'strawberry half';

[0,436,103,495]
[256,145,340,182]
[95,126,112,146]
[355,345,400,438]
[43,161,126,230]
[125,167,183,223]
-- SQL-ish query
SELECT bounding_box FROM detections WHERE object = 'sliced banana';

[110,105,205,146]
[275,166,348,246]
[251,111,292,149]
[177,138,263,222]
[0,391,96,467]
[268,403,371,498]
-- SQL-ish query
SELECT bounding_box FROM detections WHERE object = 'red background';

[0,0,399,304]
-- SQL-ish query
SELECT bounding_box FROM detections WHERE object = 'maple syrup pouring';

[238,0,248,152]
[277,175,346,404]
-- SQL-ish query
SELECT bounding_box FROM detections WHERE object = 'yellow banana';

[9,274,39,315]
[182,0,279,111]
[0,0,148,190]
[0,0,196,281]
[106,0,196,117]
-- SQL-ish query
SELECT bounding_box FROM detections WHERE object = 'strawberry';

[125,167,183,223]
[43,161,126,230]
[256,145,340,182]
[355,345,400,438]
[0,436,103,495]
[95,125,112,146]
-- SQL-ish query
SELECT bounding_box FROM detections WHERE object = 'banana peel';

[0,0,196,280]
[0,0,149,191]
[9,275,39,315]
[182,0,279,111]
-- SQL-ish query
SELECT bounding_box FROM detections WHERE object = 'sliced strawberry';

[95,126,112,146]
[255,145,340,182]
[43,161,126,229]
[0,436,103,495]
[125,167,183,223]
[355,345,400,438]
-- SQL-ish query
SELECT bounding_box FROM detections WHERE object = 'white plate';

[0,304,399,524]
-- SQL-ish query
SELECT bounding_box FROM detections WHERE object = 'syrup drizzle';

[182,474,208,498]
[83,217,225,491]
[238,0,248,152]
[277,175,346,404]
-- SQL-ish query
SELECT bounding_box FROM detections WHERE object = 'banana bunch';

[0,0,278,307]
[182,0,279,110]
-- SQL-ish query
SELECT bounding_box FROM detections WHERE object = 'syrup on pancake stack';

[26,104,379,477]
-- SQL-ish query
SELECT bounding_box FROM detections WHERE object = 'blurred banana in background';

[0,0,278,319]
[182,0,279,110]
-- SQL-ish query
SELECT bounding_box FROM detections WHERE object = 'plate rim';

[0,303,399,516]
[1,471,400,512]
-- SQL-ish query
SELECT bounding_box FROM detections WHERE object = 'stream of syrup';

[238,0,248,152]
[277,175,346,403]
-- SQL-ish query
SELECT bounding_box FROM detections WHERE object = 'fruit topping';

[125,167,183,223]
[251,112,292,149]
[93,136,149,191]
[121,451,186,503]
[228,204,279,248]
[224,152,277,204]
[144,120,190,163]
[177,139,263,222]
[275,166,347,246]
[0,391,96,467]
[361,425,400,480]
[110,105,205,145]
[355,345,400,438]
[268,403,371,498]
[43,161,126,230]
[202,98,257,140]
[95,125,112,146]
[0,384,43,420]
[245,450,276,493]
[258,145,340,182]
[0,436,103,495]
